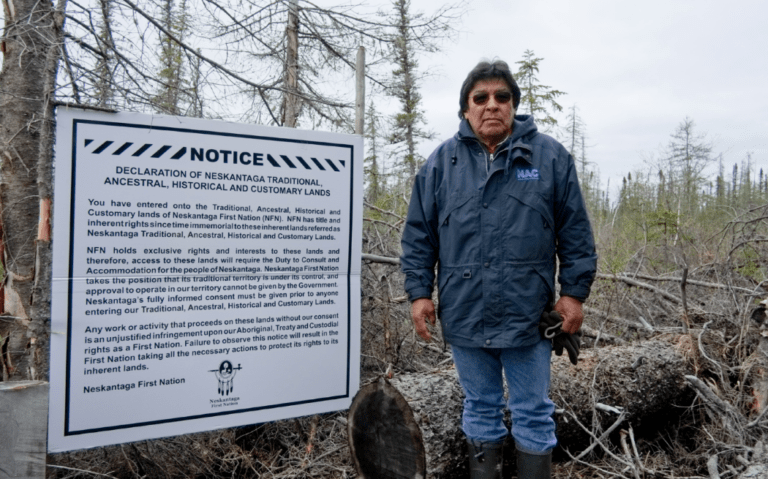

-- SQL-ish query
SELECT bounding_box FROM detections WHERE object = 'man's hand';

[411,298,436,341]
[554,295,584,334]
[539,311,582,365]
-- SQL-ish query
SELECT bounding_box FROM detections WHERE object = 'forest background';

[1,0,767,477]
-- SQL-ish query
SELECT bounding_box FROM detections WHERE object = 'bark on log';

[550,337,694,446]
[349,339,693,478]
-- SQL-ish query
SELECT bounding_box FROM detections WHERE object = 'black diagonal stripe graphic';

[113,142,133,155]
[295,156,312,169]
[311,158,326,170]
[93,141,113,154]
[280,155,297,169]
[85,139,93,147]
[339,160,345,167]
[133,144,152,156]
[266,154,281,167]
[325,159,340,172]
[151,146,172,158]
[170,147,186,160]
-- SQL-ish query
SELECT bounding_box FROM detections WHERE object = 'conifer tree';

[365,102,384,202]
[657,169,668,209]
[715,156,726,206]
[514,50,564,132]
[387,0,434,182]
[742,154,753,205]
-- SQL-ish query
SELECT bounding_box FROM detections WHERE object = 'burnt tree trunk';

[349,339,693,479]
[0,0,63,381]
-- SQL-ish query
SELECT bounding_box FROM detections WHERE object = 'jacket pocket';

[437,265,484,343]
[438,194,480,266]
[502,261,555,333]
[503,191,555,261]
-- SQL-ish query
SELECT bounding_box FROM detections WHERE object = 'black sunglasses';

[472,91,512,105]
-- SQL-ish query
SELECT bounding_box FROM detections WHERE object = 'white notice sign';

[49,109,362,452]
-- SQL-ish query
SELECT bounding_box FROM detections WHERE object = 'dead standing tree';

[0,0,65,381]
[53,0,449,128]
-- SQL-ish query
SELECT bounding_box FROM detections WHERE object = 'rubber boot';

[516,449,551,479]
[466,439,503,479]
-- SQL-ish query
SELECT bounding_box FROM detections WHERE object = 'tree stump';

[348,377,428,478]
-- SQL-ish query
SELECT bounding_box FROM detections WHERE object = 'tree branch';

[596,273,682,304]
[362,253,399,265]
[120,0,350,112]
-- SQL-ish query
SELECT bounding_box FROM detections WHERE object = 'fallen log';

[550,337,694,446]
[348,338,694,478]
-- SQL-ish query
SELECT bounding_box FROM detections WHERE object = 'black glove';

[538,310,581,365]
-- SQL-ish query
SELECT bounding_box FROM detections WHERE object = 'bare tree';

[664,117,714,214]
[565,105,585,161]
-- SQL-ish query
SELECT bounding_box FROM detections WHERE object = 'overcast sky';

[412,0,768,197]
[3,0,764,199]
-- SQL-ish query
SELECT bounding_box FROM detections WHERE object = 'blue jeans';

[451,340,557,454]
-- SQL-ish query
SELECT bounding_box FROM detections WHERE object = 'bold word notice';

[49,110,362,452]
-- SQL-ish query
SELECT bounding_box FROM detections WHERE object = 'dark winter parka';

[401,115,597,348]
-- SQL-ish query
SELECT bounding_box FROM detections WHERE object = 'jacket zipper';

[485,146,508,174]
[462,136,508,173]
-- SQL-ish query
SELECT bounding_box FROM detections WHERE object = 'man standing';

[400,60,597,479]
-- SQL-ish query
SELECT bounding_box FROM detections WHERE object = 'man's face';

[463,78,515,149]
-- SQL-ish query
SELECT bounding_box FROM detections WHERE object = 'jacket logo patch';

[516,168,540,181]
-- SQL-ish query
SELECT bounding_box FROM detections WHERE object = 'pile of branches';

[552,205,768,478]
[49,413,357,478]
[48,203,768,478]
[355,202,768,478]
